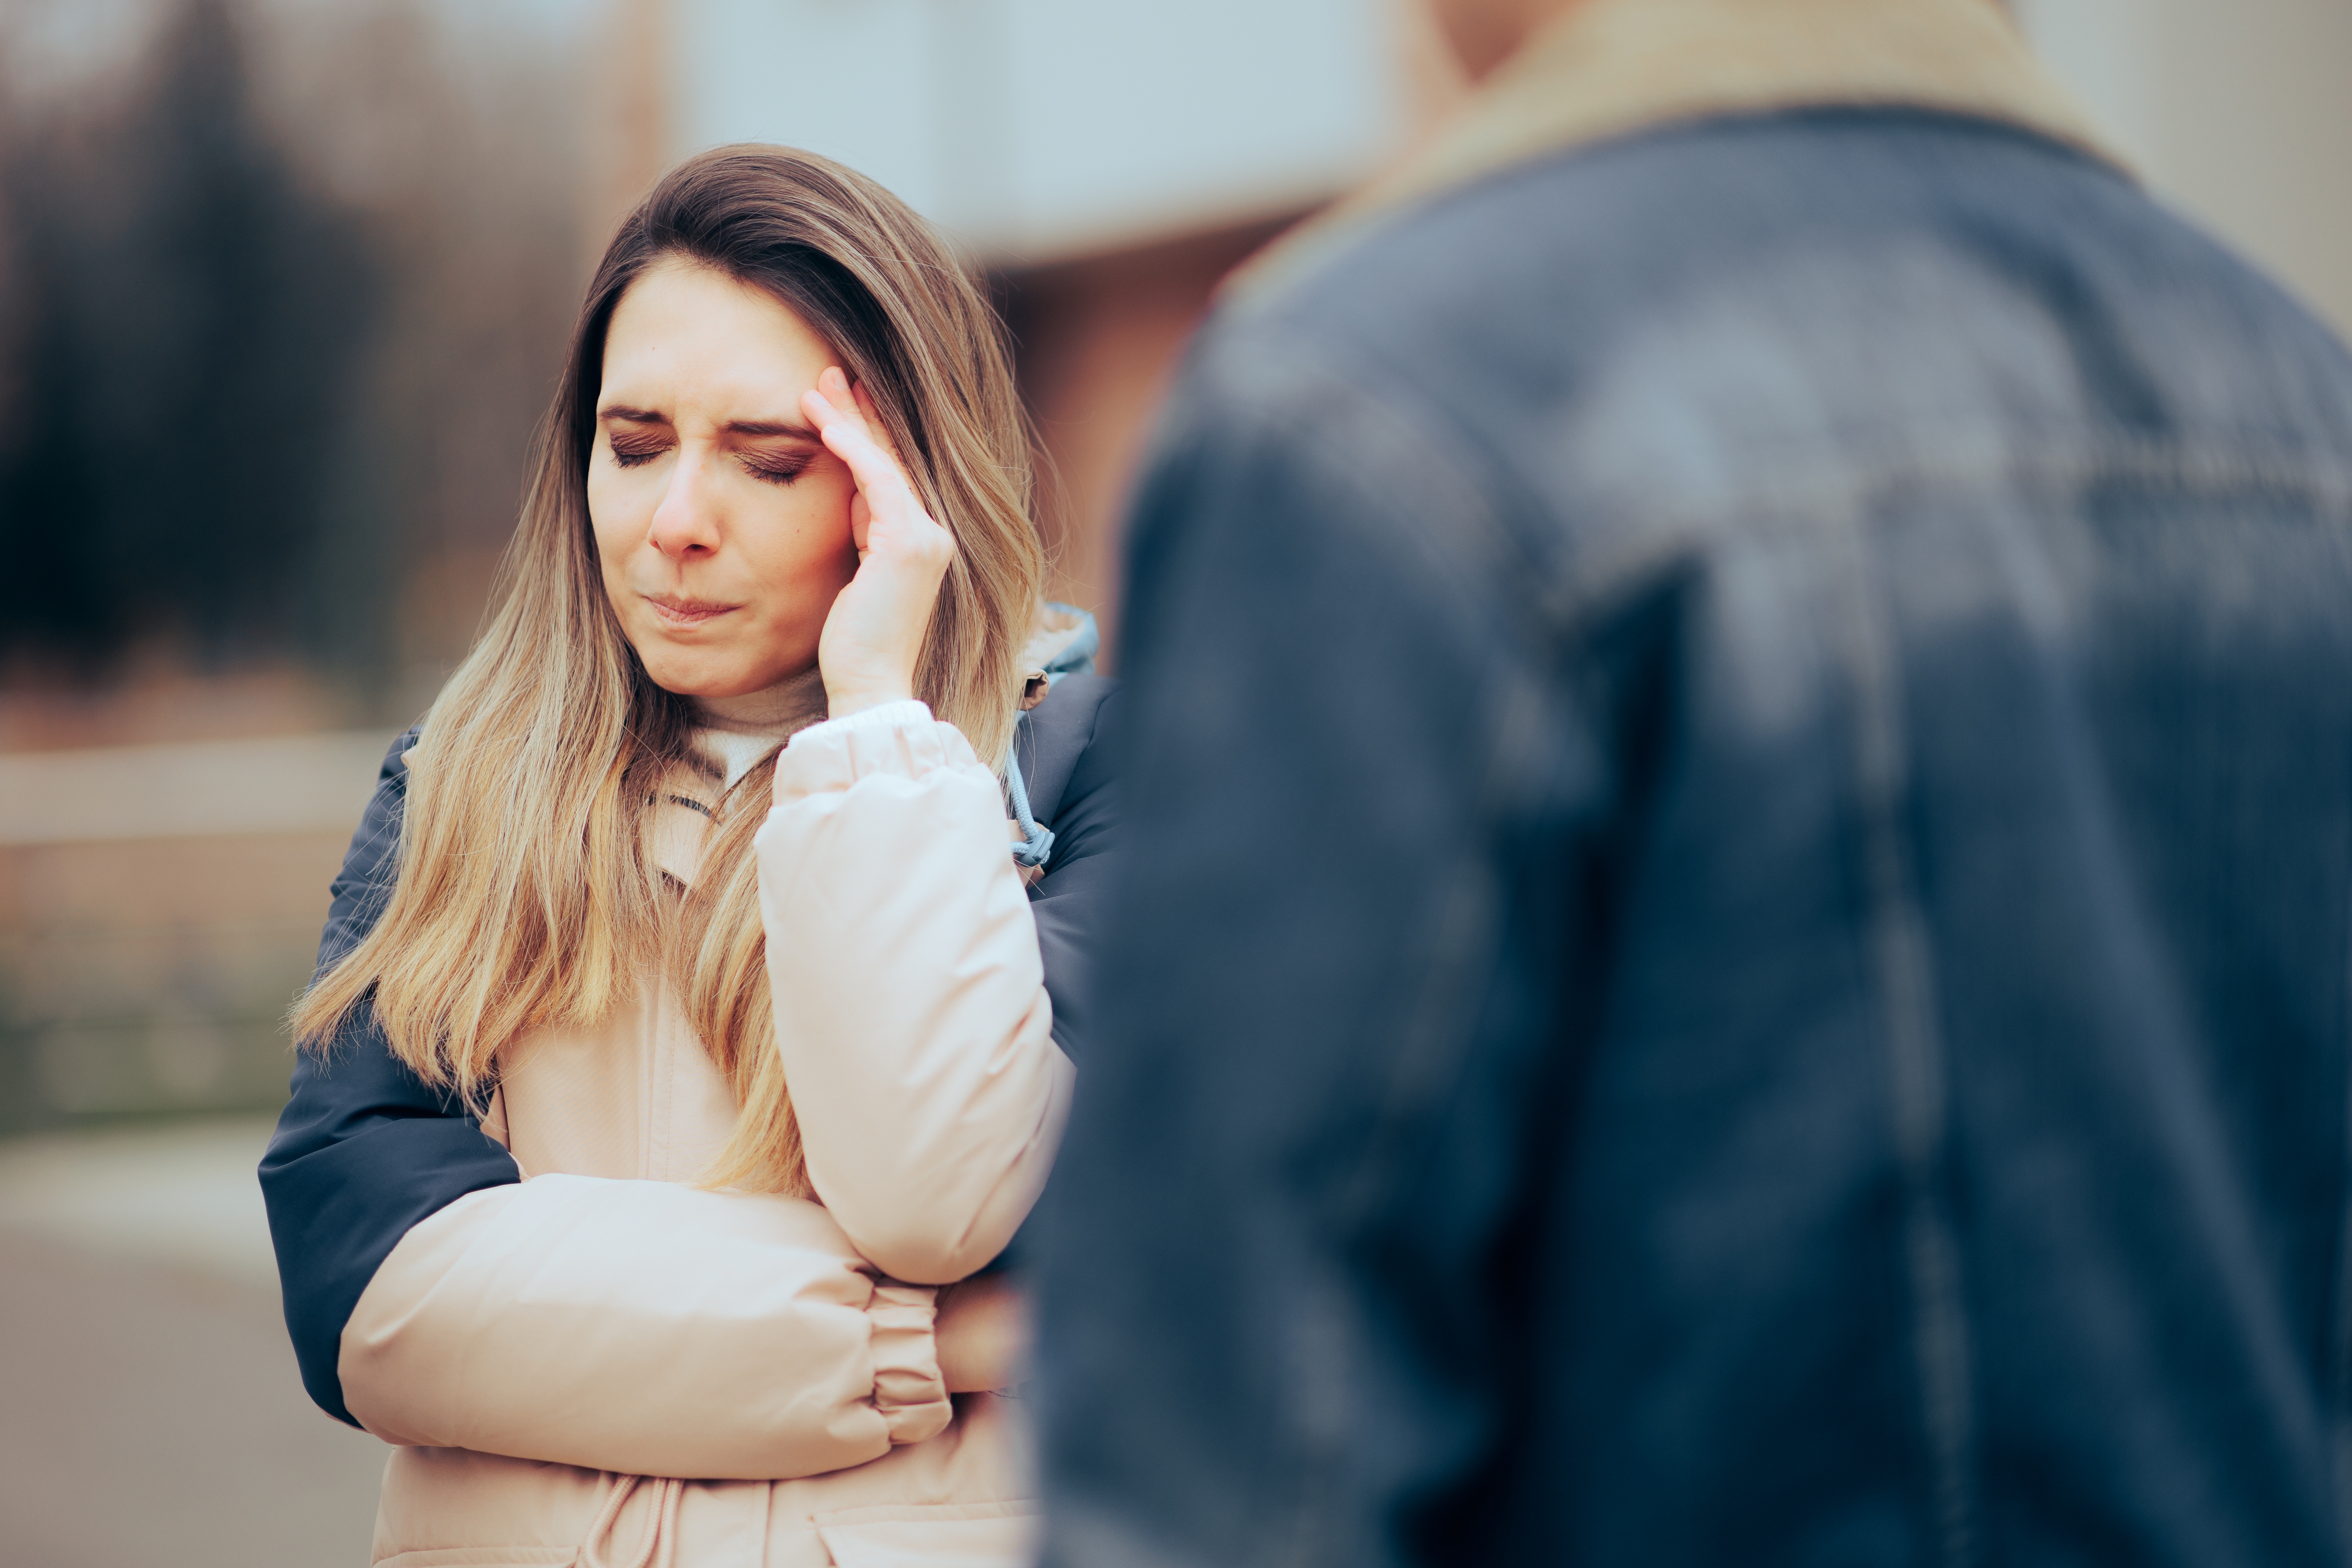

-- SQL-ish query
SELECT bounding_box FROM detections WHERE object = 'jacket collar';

[1237,0,2119,299]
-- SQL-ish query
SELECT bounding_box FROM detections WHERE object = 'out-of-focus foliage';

[0,0,377,675]
[0,0,590,1130]
[0,0,587,700]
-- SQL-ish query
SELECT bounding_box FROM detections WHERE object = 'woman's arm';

[757,703,1076,1285]
[757,378,1112,1286]
[339,1174,950,1479]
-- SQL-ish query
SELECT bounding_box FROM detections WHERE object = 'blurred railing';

[0,733,389,1133]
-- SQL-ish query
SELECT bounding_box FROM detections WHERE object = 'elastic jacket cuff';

[777,701,984,799]
[867,1282,952,1445]
[790,699,932,745]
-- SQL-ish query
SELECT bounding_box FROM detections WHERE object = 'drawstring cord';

[1005,726,1054,871]
[582,1473,683,1568]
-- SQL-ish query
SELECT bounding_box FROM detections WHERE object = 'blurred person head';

[293,146,1044,1192]
[1424,0,1581,79]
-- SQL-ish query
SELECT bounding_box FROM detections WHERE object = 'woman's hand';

[802,366,956,717]
[934,1273,1029,1393]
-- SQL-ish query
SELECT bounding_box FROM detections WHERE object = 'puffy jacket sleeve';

[338,1176,950,1479]
[758,701,1077,1285]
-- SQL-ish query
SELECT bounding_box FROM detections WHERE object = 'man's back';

[1038,92,2352,1568]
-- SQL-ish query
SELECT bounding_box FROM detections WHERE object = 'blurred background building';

[599,0,1459,645]
[4,0,2347,1143]
[0,0,2346,1562]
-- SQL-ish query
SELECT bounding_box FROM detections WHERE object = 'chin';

[652,670,754,700]
[645,647,810,701]
[638,650,751,700]
[630,615,812,699]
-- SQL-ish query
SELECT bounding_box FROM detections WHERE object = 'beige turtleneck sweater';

[690,664,830,787]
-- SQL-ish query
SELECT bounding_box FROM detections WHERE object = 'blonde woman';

[260,147,1115,1567]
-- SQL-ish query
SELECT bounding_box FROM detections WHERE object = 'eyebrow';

[597,404,822,441]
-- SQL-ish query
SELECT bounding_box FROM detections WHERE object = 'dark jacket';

[260,672,1117,1427]
[1033,48,2352,1568]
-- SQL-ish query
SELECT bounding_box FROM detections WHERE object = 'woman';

[260,146,1117,1567]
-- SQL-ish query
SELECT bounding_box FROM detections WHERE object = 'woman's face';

[588,256,862,699]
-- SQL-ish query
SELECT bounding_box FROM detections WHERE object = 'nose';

[645,447,722,561]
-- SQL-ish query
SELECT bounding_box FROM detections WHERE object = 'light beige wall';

[2018,0,2352,339]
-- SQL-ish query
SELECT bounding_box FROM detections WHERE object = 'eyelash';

[606,445,813,486]
[743,454,813,486]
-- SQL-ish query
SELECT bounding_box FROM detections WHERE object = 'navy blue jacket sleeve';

[258,727,522,1427]
[969,673,1119,1274]
[1016,672,1122,1063]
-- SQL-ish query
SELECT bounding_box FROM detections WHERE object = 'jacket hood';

[1019,602,1101,692]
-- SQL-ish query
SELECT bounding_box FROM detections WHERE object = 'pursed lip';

[641,592,741,628]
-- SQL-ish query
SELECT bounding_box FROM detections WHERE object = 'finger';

[814,371,915,499]
[849,490,873,554]
[799,368,857,440]
[807,366,912,483]
[800,366,869,441]
[802,382,910,505]
[840,385,943,561]
[847,378,906,468]
[817,366,864,435]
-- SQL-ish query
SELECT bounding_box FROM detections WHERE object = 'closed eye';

[608,432,670,469]
[741,450,816,486]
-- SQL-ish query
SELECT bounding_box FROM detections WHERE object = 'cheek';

[751,476,859,586]
[584,468,637,576]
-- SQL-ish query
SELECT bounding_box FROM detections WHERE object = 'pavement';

[0,1117,389,1567]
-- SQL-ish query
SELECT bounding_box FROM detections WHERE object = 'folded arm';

[758,701,1077,1285]
[340,1174,949,1479]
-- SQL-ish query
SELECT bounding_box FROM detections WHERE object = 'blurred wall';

[999,215,1306,641]
[2017,0,2352,337]
[662,0,1408,262]
[607,0,1439,646]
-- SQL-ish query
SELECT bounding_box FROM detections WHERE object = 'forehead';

[600,257,830,410]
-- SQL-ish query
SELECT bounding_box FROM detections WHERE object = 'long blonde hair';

[293,146,1045,1194]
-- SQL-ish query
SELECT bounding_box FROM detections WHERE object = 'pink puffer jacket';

[340,702,1075,1567]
